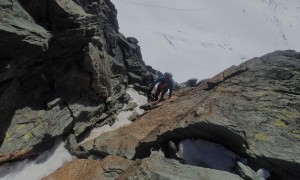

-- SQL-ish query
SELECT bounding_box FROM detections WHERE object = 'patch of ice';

[177,139,237,172]
[256,168,270,179]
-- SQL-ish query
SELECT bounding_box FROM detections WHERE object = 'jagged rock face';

[79,50,300,179]
[0,0,156,163]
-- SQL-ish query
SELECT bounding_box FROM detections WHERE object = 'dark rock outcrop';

[176,78,198,88]
[79,50,300,179]
[0,0,157,164]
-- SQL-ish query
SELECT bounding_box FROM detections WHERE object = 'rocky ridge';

[0,0,300,180]
[73,50,299,180]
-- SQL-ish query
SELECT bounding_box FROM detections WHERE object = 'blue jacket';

[152,77,174,97]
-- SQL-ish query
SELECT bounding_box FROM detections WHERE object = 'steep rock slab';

[43,155,132,180]
[0,0,157,163]
[0,0,116,163]
[79,91,210,159]
[0,102,73,163]
[80,50,300,179]
[205,51,300,179]
[0,0,51,59]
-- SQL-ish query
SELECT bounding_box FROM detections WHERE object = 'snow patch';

[256,168,271,179]
[176,138,270,179]
[126,87,148,114]
[79,87,147,144]
[0,139,73,180]
[177,139,238,172]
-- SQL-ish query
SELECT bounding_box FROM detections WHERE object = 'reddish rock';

[43,155,132,180]
[0,148,34,164]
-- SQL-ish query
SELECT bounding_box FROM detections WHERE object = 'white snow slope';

[111,0,300,83]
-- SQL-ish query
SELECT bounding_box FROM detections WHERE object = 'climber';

[148,72,174,102]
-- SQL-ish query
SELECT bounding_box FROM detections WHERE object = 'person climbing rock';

[149,72,174,101]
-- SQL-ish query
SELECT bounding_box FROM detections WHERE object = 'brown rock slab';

[43,155,132,180]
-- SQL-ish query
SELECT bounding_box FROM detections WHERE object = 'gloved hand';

[148,87,153,94]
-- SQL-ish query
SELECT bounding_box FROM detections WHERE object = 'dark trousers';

[154,87,168,101]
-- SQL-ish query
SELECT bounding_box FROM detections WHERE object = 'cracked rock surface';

[79,50,300,180]
[0,0,157,163]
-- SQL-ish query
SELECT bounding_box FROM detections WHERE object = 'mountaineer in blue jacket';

[149,72,174,101]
